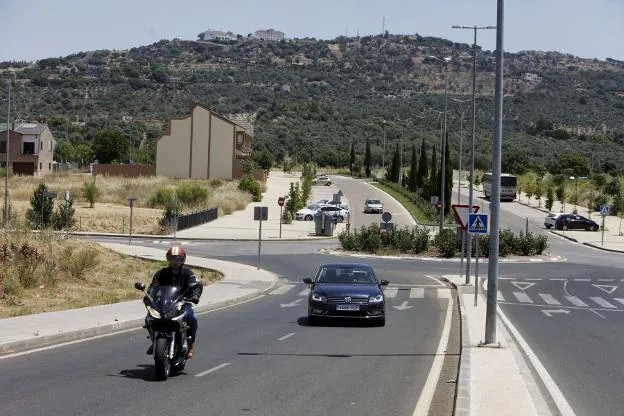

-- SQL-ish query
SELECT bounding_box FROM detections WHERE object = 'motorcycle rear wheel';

[154,338,171,380]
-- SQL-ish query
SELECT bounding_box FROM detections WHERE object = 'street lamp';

[450,98,471,205]
[452,24,496,286]
[4,72,15,227]
[428,56,452,231]
[396,117,411,185]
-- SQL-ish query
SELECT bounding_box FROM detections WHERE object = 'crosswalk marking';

[409,288,424,298]
[513,292,534,303]
[539,293,561,305]
[384,288,399,298]
[497,291,506,302]
[614,298,624,306]
[270,285,295,295]
[590,297,616,309]
[565,296,588,307]
[436,290,451,299]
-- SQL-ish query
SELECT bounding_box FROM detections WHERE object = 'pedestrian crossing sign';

[468,213,489,234]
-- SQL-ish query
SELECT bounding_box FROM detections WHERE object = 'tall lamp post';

[450,98,471,205]
[396,117,411,185]
[452,24,496,285]
[4,73,15,227]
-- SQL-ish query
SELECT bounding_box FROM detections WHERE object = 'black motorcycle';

[134,281,197,380]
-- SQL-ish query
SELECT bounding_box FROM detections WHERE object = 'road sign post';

[128,197,136,246]
[452,204,480,285]
[254,207,268,270]
[600,205,609,246]
[278,197,285,239]
[468,213,489,306]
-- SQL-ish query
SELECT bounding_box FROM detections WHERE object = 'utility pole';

[452,24,496,285]
[485,0,505,344]
[4,75,12,227]
[439,60,449,232]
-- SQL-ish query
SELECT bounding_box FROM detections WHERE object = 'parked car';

[313,205,349,222]
[312,176,332,186]
[555,214,599,231]
[295,204,323,221]
[544,212,566,229]
[303,263,389,326]
[364,198,383,214]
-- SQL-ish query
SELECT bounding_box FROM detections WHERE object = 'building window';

[48,163,51,170]
[0,141,5,153]
[23,142,35,154]
[39,162,42,171]
[40,141,43,150]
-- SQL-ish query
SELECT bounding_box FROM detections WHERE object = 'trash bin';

[314,213,335,236]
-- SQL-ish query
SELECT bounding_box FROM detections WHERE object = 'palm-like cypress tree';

[408,143,418,192]
[364,137,372,177]
[416,140,428,192]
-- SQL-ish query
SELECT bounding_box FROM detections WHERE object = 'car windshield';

[367,200,381,204]
[306,204,320,210]
[316,266,376,284]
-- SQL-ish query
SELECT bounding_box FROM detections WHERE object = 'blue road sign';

[600,205,609,216]
[468,213,489,234]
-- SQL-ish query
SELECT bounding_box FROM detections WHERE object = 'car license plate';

[336,304,359,311]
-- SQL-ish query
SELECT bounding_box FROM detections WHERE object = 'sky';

[2,0,624,63]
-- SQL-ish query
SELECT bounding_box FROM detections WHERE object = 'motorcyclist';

[145,245,203,358]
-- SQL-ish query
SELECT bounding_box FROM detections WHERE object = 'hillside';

[1,34,624,173]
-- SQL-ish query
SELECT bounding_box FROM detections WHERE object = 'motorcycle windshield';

[152,286,182,315]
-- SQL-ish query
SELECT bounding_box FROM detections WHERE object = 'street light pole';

[382,120,386,172]
[440,60,449,232]
[452,24,496,285]
[4,75,12,227]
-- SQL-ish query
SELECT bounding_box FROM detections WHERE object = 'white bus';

[482,173,517,201]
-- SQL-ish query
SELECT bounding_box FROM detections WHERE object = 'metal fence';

[174,207,218,231]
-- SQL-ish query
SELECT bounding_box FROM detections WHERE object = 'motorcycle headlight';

[146,306,161,319]
[311,293,327,303]
[368,294,384,303]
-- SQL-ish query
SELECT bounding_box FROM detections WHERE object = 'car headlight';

[368,294,384,303]
[146,306,161,319]
[312,293,327,303]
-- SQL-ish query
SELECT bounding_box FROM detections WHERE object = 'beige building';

[0,121,55,175]
[155,102,252,180]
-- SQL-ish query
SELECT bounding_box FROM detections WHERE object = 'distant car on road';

[364,198,383,214]
[295,204,323,221]
[544,212,566,229]
[555,214,599,231]
[303,263,389,326]
[312,176,332,186]
[313,205,349,223]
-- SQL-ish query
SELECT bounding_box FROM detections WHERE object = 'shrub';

[81,180,101,208]
[413,227,431,253]
[433,229,457,257]
[499,228,516,257]
[176,182,209,207]
[209,178,225,188]
[338,231,357,251]
[478,234,489,257]
[238,175,262,202]
[147,187,175,208]
[26,183,55,229]
[282,210,293,224]
[60,246,100,280]
[533,234,549,254]
[52,197,76,230]
[12,242,44,288]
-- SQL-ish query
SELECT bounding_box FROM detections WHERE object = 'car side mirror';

[134,282,145,291]
[303,278,313,284]
[379,280,389,286]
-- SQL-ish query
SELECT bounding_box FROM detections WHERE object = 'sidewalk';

[0,243,280,355]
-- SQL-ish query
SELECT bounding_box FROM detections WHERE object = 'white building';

[254,29,285,41]
[200,30,237,42]
[522,72,542,82]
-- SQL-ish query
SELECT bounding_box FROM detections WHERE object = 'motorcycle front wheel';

[154,337,171,380]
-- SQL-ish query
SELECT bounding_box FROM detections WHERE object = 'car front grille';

[326,296,369,304]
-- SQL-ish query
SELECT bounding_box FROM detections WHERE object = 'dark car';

[303,263,389,326]
[555,214,599,231]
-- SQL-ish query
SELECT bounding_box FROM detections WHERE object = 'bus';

[482,173,517,201]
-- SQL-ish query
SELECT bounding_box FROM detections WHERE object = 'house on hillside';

[155,102,252,180]
[0,121,55,175]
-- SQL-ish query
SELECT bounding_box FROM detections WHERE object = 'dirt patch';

[0,232,223,318]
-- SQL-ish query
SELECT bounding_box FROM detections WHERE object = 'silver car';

[544,212,566,229]
[312,176,332,186]
[364,198,383,214]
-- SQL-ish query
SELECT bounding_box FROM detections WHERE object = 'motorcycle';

[134,281,197,380]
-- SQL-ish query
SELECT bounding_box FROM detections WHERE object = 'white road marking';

[298,289,309,296]
[269,285,295,295]
[614,298,624,306]
[195,362,231,377]
[436,290,451,299]
[592,284,618,295]
[513,292,534,303]
[412,290,454,416]
[574,279,591,282]
[384,288,398,298]
[277,333,295,341]
[497,308,577,416]
[590,297,616,309]
[539,293,561,305]
[589,309,607,319]
[565,296,588,307]
[511,281,536,291]
[409,288,424,298]
[497,291,506,302]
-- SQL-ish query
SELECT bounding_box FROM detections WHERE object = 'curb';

[74,232,338,242]
[438,276,470,416]
[583,242,624,253]
[318,249,564,263]
[548,230,578,243]
[0,255,281,357]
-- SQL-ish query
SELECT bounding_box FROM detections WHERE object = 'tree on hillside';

[92,129,129,164]
[546,186,555,211]
[388,143,400,183]
[428,144,438,201]
[408,143,418,192]
[26,183,54,229]
[416,140,428,193]
[364,137,372,178]
[556,183,567,212]
[349,140,356,175]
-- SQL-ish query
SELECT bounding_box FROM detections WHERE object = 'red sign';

[278,197,285,207]
[451,204,481,230]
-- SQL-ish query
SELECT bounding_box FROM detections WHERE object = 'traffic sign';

[381,211,392,223]
[254,206,268,221]
[278,197,285,207]
[468,213,489,234]
[600,205,609,216]
[451,204,481,230]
